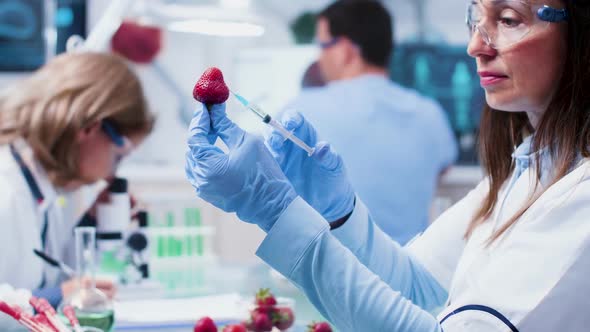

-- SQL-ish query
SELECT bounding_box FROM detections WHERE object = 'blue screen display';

[0,0,46,71]
[390,42,485,165]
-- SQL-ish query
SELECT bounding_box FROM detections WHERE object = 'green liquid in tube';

[76,310,115,332]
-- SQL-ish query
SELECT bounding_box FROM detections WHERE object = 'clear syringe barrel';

[231,91,314,156]
[267,119,315,156]
[247,104,271,123]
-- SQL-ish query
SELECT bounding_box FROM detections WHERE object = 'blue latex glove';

[185,103,297,231]
[202,103,222,144]
[265,111,355,222]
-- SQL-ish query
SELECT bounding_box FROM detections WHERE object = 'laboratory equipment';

[60,227,114,332]
[390,42,485,164]
[231,91,315,156]
[124,211,150,282]
[111,20,162,64]
[96,177,130,277]
[95,180,154,283]
[29,296,71,332]
[96,178,130,243]
[63,305,83,332]
[146,201,217,296]
[0,0,54,71]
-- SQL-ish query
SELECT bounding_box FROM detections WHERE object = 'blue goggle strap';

[537,5,568,22]
[101,120,125,147]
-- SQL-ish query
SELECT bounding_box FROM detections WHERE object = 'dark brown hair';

[319,0,393,67]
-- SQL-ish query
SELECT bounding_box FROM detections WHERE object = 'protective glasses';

[466,0,568,50]
[101,120,134,155]
[101,120,125,147]
[317,37,341,49]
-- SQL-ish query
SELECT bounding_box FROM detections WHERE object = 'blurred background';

[0,0,483,270]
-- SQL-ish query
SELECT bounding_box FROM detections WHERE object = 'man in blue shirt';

[283,0,457,244]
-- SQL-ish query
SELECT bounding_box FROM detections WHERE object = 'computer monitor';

[0,0,47,71]
[390,42,485,165]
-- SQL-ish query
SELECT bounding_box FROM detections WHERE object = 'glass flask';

[60,227,115,332]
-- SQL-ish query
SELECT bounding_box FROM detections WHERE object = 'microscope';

[95,178,150,284]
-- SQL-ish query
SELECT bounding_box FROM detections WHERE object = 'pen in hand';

[33,249,75,278]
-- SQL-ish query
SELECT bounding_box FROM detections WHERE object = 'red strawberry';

[111,20,162,64]
[242,319,255,331]
[194,316,217,332]
[252,311,273,332]
[307,321,332,332]
[222,323,247,332]
[193,67,230,105]
[252,305,276,316]
[264,297,277,306]
[272,307,295,330]
[255,288,277,307]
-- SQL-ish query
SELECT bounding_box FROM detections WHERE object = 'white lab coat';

[0,140,104,293]
[256,135,590,331]
[406,144,590,330]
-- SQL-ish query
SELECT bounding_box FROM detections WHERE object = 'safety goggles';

[466,0,568,50]
[317,37,341,49]
[101,120,134,155]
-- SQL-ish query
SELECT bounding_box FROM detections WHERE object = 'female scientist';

[0,52,154,307]
[186,0,589,330]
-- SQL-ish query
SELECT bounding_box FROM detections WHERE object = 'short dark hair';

[318,0,393,68]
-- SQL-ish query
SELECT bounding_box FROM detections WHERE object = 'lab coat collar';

[512,135,534,158]
[11,138,57,211]
[511,135,555,182]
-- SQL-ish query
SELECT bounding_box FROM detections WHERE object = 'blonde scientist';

[0,52,154,310]
[185,0,590,330]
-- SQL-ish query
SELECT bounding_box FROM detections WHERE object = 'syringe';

[231,91,315,156]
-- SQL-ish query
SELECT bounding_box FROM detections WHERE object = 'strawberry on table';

[255,288,277,307]
[273,307,295,330]
[222,323,248,332]
[307,321,333,332]
[252,311,273,332]
[194,316,218,332]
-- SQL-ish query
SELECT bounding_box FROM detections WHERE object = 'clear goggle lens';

[466,0,559,49]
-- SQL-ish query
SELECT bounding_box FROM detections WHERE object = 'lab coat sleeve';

[257,197,443,332]
[0,191,11,283]
[331,197,448,312]
[405,179,489,288]
[0,188,28,330]
[331,180,488,295]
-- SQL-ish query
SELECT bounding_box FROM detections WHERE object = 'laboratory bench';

[108,163,484,332]
[113,263,326,332]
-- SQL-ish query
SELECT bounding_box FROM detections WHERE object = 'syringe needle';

[231,90,315,156]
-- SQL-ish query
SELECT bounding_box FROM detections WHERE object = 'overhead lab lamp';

[69,0,268,126]
[79,0,265,53]
[167,19,264,37]
[145,1,265,37]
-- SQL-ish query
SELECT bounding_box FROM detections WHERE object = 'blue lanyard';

[9,144,49,288]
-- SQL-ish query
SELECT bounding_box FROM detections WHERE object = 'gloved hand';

[265,111,355,222]
[185,103,297,232]
[204,103,222,144]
